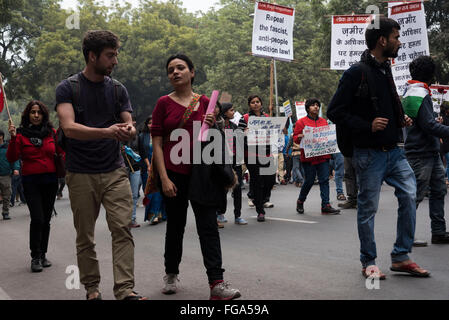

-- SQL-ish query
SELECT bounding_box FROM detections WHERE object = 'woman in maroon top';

[151,54,240,300]
[7,100,61,273]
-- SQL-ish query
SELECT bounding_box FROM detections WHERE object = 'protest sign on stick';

[389,2,429,66]
[252,1,295,62]
[389,1,429,94]
[300,125,340,158]
[295,101,307,119]
[247,116,288,146]
[330,15,372,70]
[283,100,292,117]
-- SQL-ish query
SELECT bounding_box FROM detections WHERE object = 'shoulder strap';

[112,78,124,121]
[161,94,201,146]
[358,62,380,115]
[178,93,201,129]
[68,74,80,112]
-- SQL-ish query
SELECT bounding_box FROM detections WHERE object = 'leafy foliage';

[0,0,447,134]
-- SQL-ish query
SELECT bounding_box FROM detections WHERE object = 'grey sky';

[60,0,220,13]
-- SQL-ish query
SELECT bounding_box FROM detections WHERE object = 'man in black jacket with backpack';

[327,17,430,280]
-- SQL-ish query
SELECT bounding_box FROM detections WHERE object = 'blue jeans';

[140,170,148,194]
[128,169,141,222]
[292,155,304,183]
[445,152,449,180]
[332,153,344,195]
[353,147,416,267]
[407,155,447,235]
[298,161,330,207]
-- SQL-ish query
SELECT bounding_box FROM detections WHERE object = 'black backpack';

[335,62,380,157]
[57,73,125,150]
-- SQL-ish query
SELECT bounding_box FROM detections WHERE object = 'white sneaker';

[162,273,179,294]
[210,281,241,300]
[263,202,274,208]
[248,199,255,208]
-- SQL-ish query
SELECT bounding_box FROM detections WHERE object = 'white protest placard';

[295,101,307,119]
[430,85,449,114]
[300,124,340,158]
[247,117,288,146]
[283,100,292,117]
[389,2,429,65]
[252,1,295,62]
[330,15,372,70]
[388,1,407,15]
[230,111,243,126]
[392,63,412,96]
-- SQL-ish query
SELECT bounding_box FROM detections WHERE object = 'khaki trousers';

[66,167,135,300]
[277,153,285,181]
[0,175,11,214]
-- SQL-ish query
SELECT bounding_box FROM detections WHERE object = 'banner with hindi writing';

[300,125,340,158]
[392,63,412,96]
[295,101,307,119]
[389,2,429,66]
[247,116,288,146]
[252,2,295,61]
[388,1,407,15]
[430,85,449,114]
[330,15,372,70]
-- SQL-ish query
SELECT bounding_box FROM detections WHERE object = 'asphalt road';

[1,179,448,300]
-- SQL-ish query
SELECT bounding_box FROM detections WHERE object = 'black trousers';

[247,163,275,215]
[57,177,66,197]
[163,170,224,283]
[23,179,58,259]
[217,165,243,218]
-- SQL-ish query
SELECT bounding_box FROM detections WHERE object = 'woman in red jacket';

[293,98,340,215]
[7,100,61,273]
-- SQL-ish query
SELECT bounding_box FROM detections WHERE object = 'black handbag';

[212,163,237,190]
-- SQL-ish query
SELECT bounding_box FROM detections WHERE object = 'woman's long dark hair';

[20,100,53,129]
[141,115,152,133]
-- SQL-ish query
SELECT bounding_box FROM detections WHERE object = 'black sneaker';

[321,204,340,215]
[257,213,265,222]
[431,233,449,244]
[338,200,357,209]
[296,201,304,214]
[31,259,43,273]
[2,213,11,220]
[41,256,52,268]
[413,239,428,247]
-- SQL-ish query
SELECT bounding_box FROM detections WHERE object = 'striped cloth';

[402,80,431,118]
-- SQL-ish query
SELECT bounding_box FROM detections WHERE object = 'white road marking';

[0,287,12,300]
[251,216,318,224]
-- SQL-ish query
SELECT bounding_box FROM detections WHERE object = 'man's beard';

[94,64,112,76]
[383,44,399,59]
